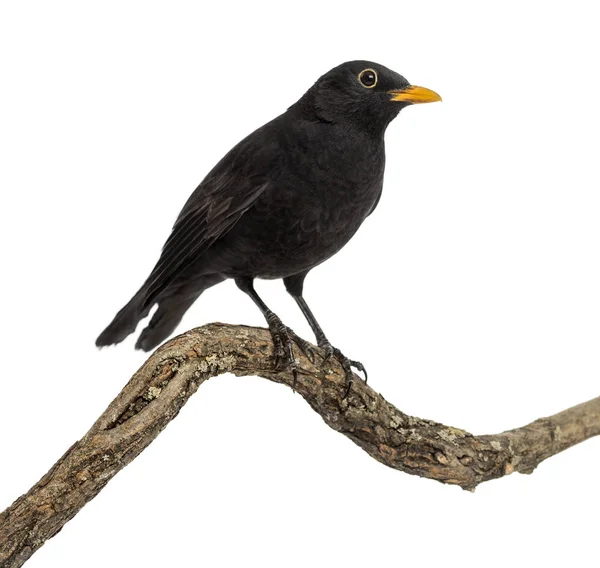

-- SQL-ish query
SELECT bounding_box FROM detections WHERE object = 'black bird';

[97,60,441,386]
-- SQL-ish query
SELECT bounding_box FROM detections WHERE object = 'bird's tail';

[96,273,225,351]
[133,292,202,352]
[96,287,150,348]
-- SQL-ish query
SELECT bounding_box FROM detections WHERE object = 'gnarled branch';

[1,323,599,567]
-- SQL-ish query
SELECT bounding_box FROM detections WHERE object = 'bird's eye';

[358,68,377,88]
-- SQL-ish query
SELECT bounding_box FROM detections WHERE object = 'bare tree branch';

[1,323,599,567]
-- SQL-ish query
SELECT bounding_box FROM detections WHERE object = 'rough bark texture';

[1,323,599,567]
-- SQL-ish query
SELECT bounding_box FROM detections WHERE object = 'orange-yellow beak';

[388,85,442,104]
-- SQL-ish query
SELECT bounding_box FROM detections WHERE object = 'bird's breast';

[204,122,386,279]
[222,159,383,277]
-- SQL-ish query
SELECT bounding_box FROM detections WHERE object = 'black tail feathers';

[96,274,226,351]
[134,293,202,352]
[96,290,149,348]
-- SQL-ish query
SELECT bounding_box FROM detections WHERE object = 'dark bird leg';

[284,272,367,394]
[236,277,313,387]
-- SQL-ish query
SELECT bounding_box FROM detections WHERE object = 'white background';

[1,1,599,566]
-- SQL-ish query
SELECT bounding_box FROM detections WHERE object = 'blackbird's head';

[295,60,441,133]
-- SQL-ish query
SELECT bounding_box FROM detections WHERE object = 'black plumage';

[96,60,441,386]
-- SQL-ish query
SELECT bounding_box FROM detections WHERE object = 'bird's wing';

[141,168,271,309]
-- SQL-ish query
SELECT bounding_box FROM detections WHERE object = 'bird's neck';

[291,88,397,138]
[290,86,335,124]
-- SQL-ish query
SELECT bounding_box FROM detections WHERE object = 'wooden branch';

[1,323,599,567]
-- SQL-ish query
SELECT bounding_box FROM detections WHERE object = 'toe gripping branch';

[265,313,367,396]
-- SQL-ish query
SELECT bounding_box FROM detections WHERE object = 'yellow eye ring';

[358,68,378,88]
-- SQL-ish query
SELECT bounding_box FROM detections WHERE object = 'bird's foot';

[285,329,318,364]
[319,341,367,397]
[266,316,314,389]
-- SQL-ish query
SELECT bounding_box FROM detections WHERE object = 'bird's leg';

[283,273,367,395]
[236,277,309,388]
[294,294,367,391]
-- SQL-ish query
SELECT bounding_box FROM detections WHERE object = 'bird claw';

[318,342,367,397]
[267,318,304,389]
[302,344,318,364]
[267,317,366,396]
[280,327,316,364]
